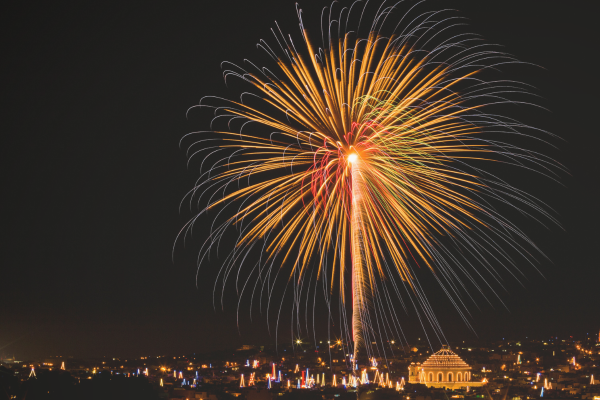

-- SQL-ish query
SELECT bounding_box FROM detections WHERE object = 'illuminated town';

[2,333,599,400]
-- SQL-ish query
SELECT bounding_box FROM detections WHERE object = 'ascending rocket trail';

[350,153,367,364]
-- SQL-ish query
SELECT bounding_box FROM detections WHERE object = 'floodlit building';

[408,345,484,389]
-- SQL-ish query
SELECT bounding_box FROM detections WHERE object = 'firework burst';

[179,1,560,364]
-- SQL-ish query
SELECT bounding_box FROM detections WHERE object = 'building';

[408,345,485,389]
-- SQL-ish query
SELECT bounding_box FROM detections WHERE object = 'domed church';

[408,345,484,389]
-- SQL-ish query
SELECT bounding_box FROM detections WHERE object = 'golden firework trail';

[178,1,560,364]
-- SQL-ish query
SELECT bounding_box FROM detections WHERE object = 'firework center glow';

[347,153,358,164]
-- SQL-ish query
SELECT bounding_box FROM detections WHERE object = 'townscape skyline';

[2,335,599,400]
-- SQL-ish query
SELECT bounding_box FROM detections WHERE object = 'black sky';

[1,0,598,360]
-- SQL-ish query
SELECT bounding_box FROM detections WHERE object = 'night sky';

[2,0,597,360]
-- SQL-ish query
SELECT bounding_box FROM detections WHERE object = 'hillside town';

[1,335,599,400]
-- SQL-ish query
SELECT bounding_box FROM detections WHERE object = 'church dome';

[421,345,470,369]
[408,345,479,387]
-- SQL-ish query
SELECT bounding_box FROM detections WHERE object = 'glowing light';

[240,374,245,388]
[61,362,65,371]
[347,153,358,164]
[160,379,163,387]
[333,374,337,387]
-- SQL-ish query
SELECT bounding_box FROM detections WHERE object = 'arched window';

[457,372,462,382]
[429,373,433,382]
[467,372,470,381]
[448,372,453,382]
[438,373,443,382]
